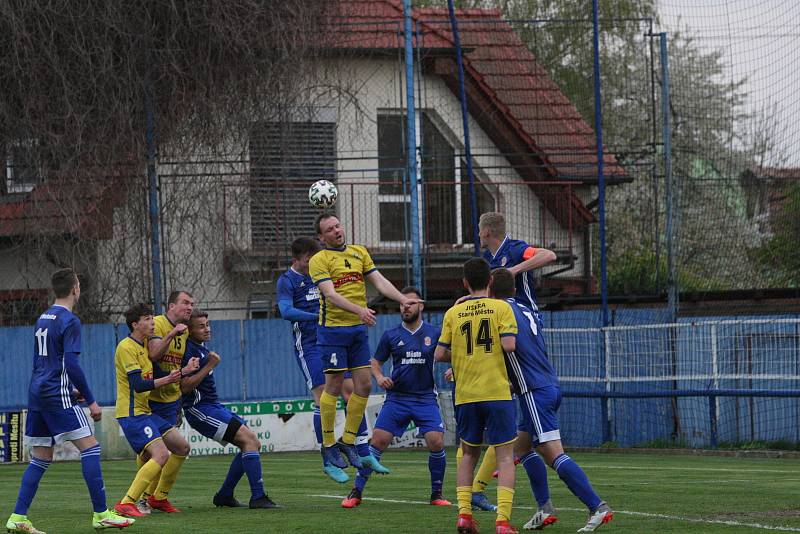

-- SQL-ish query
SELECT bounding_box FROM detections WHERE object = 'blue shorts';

[295,342,325,390]
[118,414,168,454]
[317,325,371,372]
[25,406,93,447]
[184,403,246,446]
[375,396,444,437]
[518,386,562,445]
[455,400,517,447]
[149,399,181,427]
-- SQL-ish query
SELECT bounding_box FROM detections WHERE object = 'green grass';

[1,449,800,533]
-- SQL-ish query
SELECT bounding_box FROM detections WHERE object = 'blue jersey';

[374,321,440,401]
[276,267,320,348]
[484,236,539,311]
[181,339,219,408]
[28,305,81,411]
[503,298,558,392]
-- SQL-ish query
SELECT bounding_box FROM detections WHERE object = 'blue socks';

[552,453,601,511]
[13,456,51,515]
[354,445,382,492]
[242,451,265,500]
[314,407,327,467]
[428,449,446,494]
[355,417,369,458]
[218,452,244,497]
[80,444,106,513]
[521,451,550,506]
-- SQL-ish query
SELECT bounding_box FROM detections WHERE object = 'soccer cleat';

[335,440,363,469]
[323,464,350,483]
[147,495,181,513]
[322,444,348,470]
[341,488,362,509]
[6,514,45,534]
[577,503,613,532]
[358,454,390,474]
[213,493,246,507]
[249,495,281,509]
[113,502,145,518]
[523,510,558,530]
[430,492,452,506]
[471,492,497,512]
[135,498,151,515]
[92,509,135,530]
[495,520,519,534]
[457,513,479,534]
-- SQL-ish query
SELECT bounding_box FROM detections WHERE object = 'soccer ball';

[308,180,338,209]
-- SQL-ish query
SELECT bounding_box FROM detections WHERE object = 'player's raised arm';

[507,246,557,277]
[147,323,187,362]
[316,279,376,326]
[366,270,422,307]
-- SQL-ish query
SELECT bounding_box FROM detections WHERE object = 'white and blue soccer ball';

[308,179,338,209]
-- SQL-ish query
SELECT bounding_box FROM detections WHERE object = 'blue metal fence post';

[660,33,677,322]
[144,79,163,314]
[708,395,718,448]
[591,0,609,327]
[446,0,480,255]
[402,0,422,290]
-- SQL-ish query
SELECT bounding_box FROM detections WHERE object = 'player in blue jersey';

[479,212,557,312]
[180,309,280,510]
[6,268,134,533]
[340,287,450,509]
[479,211,556,517]
[491,269,613,532]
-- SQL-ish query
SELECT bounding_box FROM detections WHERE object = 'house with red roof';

[0,0,628,322]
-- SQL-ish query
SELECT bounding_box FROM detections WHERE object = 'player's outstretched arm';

[180,353,220,394]
[317,279,376,325]
[508,247,557,276]
[366,271,421,306]
[148,323,188,362]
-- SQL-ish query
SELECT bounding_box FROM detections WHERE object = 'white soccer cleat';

[577,503,613,532]
[523,508,558,530]
[135,498,152,515]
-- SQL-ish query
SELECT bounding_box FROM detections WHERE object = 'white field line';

[310,494,800,532]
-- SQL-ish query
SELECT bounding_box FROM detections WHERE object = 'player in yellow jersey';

[435,258,519,534]
[113,304,198,518]
[134,290,194,513]
[310,212,420,475]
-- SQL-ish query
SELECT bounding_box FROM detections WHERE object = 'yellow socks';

[472,445,497,493]
[122,459,162,504]
[341,393,368,445]
[457,486,473,516]
[496,486,515,522]
[136,454,157,498]
[153,454,186,500]
[320,390,338,447]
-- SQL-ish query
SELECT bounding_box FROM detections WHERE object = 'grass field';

[1,449,799,533]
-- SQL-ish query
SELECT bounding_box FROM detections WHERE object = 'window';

[250,121,336,251]
[4,140,40,194]
[376,111,495,245]
[0,290,47,326]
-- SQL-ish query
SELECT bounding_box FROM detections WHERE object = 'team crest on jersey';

[501,256,508,266]
[424,336,431,346]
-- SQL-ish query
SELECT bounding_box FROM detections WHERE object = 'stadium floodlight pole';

[592,0,609,327]
[144,78,163,315]
[446,0,480,256]
[660,33,677,322]
[403,0,422,290]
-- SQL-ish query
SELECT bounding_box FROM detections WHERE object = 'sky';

[657,0,800,167]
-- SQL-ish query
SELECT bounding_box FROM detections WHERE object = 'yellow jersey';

[147,315,187,404]
[309,244,377,327]
[438,297,517,405]
[114,336,154,418]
